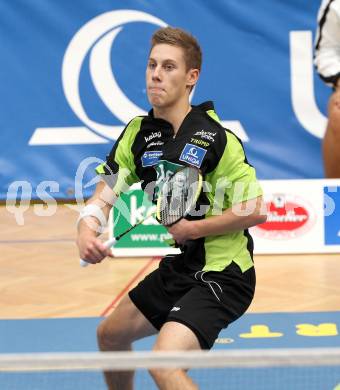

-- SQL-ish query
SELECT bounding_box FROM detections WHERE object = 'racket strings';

[158,167,201,226]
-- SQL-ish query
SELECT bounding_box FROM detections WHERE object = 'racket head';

[156,166,202,226]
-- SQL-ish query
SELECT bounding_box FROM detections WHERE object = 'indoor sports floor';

[1,204,340,389]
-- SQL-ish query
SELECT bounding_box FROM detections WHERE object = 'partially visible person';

[314,0,340,177]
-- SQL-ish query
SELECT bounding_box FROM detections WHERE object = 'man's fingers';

[94,241,115,259]
[82,241,106,263]
[79,238,115,263]
[91,243,106,259]
[96,241,115,259]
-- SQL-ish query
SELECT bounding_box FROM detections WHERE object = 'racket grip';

[79,237,117,267]
[104,237,117,249]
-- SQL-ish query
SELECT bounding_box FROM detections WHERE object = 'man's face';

[146,44,198,109]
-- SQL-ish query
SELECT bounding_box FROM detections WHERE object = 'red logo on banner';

[254,194,315,239]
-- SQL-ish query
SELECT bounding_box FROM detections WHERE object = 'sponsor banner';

[251,179,340,254]
[324,186,340,246]
[111,179,340,256]
[0,1,330,201]
[110,187,180,256]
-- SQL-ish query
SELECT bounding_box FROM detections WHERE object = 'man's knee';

[149,367,198,389]
[97,294,157,351]
[148,367,178,385]
[97,317,130,351]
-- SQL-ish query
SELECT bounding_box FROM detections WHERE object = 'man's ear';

[187,68,200,88]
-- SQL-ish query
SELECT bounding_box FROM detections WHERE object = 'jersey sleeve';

[206,131,263,210]
[314,0,340,87]
[95,117,142,196]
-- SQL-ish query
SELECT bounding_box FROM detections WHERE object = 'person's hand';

[76,233,114,264]
[167,219,199,245]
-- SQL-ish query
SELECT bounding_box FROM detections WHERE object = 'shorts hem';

[165,316,211,350]
[128,290,161,331]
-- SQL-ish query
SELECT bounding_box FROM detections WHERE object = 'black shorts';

[129,254,256,350]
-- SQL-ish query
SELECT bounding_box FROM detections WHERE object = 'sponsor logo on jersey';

[193,130,216,142]
[147,140,164,149]
[179,143,207,168]
[144,131,162,143]
[190,138,210,148]
[252,194,315,239]
[170,306,181,312]
[141,151,163,167]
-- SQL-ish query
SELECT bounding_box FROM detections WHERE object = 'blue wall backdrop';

[0,0,330,200]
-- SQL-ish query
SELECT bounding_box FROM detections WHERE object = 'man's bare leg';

[149,321,201,390]
[97,294,157,390]
[323,89,340,178]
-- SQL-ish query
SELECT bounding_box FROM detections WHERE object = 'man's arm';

[314,0,340,87]
[336,78,340,90]
[168,195,267,245]
[76,118,141,263]
[76,180,118,264]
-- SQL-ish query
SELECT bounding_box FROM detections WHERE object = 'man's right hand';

[76,181,118,264]
[76,232,114,265]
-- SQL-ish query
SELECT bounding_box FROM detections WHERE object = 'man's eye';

[164,64,174,71]
[148,63,156,69]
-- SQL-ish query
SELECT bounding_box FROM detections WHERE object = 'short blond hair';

[151,27,202,72]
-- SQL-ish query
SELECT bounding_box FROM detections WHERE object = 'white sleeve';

[314,0,340,87]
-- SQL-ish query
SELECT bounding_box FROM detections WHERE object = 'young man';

[314,0,340,178]
[77,27,266,390]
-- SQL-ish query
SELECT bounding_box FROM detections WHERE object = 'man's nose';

[152,65,162,80]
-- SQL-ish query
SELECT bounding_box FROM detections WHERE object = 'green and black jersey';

[96,101,263,273]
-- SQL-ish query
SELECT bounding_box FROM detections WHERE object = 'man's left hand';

[167,219,199,245]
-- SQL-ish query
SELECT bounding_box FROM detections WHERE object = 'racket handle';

[79,237,117,267]
[104,237,117,249]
